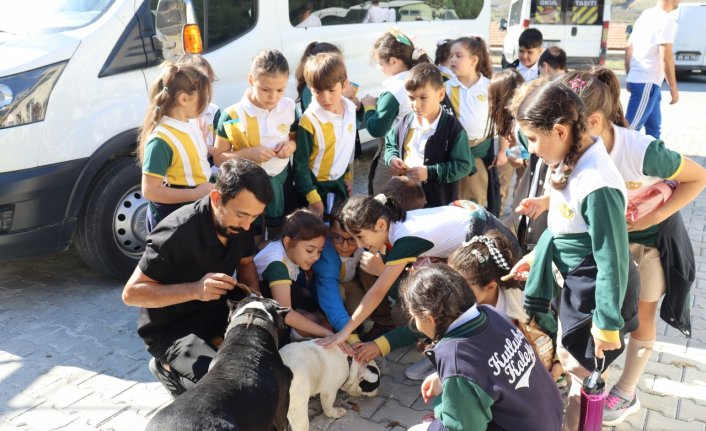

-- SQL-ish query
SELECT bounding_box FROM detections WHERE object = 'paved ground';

[1,75,705,430]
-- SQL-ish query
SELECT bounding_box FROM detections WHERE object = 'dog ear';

[227,299,240,313]
[276,305,291,318]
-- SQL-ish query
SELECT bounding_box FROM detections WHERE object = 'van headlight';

[0,61,67,129]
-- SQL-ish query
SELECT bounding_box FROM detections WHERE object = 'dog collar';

[228,313,280,348]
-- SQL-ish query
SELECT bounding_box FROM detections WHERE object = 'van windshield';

[530,0,603,25]
[0,0,115,35]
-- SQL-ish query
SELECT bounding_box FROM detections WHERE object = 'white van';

[0,0,489,278]
[671,3,706,76]
[500,0,610,68]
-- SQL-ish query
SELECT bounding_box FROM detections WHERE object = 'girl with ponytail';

[509,80,641,430]
[138,61,213,232]
[562,67,706,426]
[316,192,486,349]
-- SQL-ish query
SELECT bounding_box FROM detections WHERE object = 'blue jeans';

[625,82,662,139]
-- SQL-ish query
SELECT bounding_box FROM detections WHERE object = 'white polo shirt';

[222,93,295,176]
[381,71,412,126]
[363,5,389,23]
[403,109,442,168]
[446,75,490,140]
[627,7,676,85]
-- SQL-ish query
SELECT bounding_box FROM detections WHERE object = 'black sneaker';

[149,357,186,398]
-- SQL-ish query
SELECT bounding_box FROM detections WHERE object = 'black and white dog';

[279,340,381,431]
[146,297,292,431]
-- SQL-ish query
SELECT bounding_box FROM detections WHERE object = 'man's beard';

[215,219,245,239]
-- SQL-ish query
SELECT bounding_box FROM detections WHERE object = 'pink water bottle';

[626,180,677,223]
[579,358,605,431]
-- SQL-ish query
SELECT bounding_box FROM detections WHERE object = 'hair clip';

[374,193,388,205]
[469,235,511,271]
[389,27,412,46]
[161,85,169,93]
[471,249,487,264]
[154,105,161,111]
[437,38,451,46]
[411,47,426,61]
[568,77,586,93]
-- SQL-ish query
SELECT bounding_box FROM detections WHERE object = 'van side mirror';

[625,24,633,35]
[499,18,508,31]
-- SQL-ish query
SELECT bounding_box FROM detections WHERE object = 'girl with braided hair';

[509,80,640,431]
[138,60,214,232]
[401,264,563,431]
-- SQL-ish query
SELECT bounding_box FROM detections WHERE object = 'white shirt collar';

[241,91,284,117]
[382,70,410,88]
[448,74,487,91]
[411,108,442,132]
[445,304,480,334]
[517,62,538,74]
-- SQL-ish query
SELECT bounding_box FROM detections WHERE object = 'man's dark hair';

[215,159,272,205]
[405,63,444,91]
[519,28,543,49]
[538,45,567,70]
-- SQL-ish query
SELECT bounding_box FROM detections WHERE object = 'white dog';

[279,340,381,431]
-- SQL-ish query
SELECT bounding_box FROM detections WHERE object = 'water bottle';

[625,180,677,223]
[579,357,605,431]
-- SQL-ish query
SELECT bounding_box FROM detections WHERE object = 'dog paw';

[324,406,347,419]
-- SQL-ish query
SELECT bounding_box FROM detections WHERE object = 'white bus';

[500,0,610,68]
[0,0,489,279]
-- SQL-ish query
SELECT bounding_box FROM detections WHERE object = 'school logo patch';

[347,123,354,133]
[558,202,575,219]
[625,181,643,190]
[476,94,487,102]
[277,123,289,134]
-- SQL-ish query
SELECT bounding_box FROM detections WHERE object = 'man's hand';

[669,86,679,105]
[196,272,236,301]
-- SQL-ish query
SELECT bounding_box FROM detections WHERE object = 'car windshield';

[0,0,115,35]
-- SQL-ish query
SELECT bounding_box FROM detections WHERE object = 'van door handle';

[571,26,577,36]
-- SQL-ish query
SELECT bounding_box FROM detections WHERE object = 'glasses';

[332,233,357,246]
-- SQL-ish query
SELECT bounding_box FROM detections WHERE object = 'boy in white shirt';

[508,28,544,82]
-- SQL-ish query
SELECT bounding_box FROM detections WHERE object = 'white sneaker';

[404,358,435,380]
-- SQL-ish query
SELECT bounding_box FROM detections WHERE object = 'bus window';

[509,0,522,26]
[531,0,562,24]
[288,0,484,27]
[566,0,603,25]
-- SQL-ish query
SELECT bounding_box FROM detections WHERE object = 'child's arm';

[141,175,212,204]
[581,187,630,357]
[493,136,510,167]
[383,127,407,175]
[363,92,400,137]
[427,377,494,431]
[317,262,407,348]
[312,243,351,332]
[293,119,324,215]
[426,128,475,183]
[212,110,276,165]
[629,143,706,231]
[141,138,212,203]
[355,325,421,362]
[515,195,550,220]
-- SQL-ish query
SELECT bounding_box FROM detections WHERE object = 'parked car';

[671,2,706,77]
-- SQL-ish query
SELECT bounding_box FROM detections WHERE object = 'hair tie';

[468,235,511,271]
[154,105,161,111]
[412,47,426,61]
[374,193,388,205]
[568,77,586,93]
[388,27,412,46]
[471,249,487,264]
[161,86,169,94]
[436,38,450,47]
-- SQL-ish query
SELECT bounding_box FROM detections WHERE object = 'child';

[254,208,332,339]
[293,52,358,217]
[561,68,706,426]
[310,201,399,340]
[214,49,296,240]
[317,193,516,351]
[446,37,497,213]
[402,264,563,431]
[364,29,432,195]
[384,63,474,208]
[537,46,567,81]
[177,54,220,174]
[507,28,543,82]
[434,38,455,82]
[485,68,525,212]
[138,61,213,232]
[510,81,640,431]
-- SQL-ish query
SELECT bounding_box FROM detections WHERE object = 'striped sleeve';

[262,261,293,287]
[385,236,434,266]
[642,140,684,180]
[142,137,172,178]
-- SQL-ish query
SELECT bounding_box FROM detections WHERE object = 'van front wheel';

[75,158,148,280]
